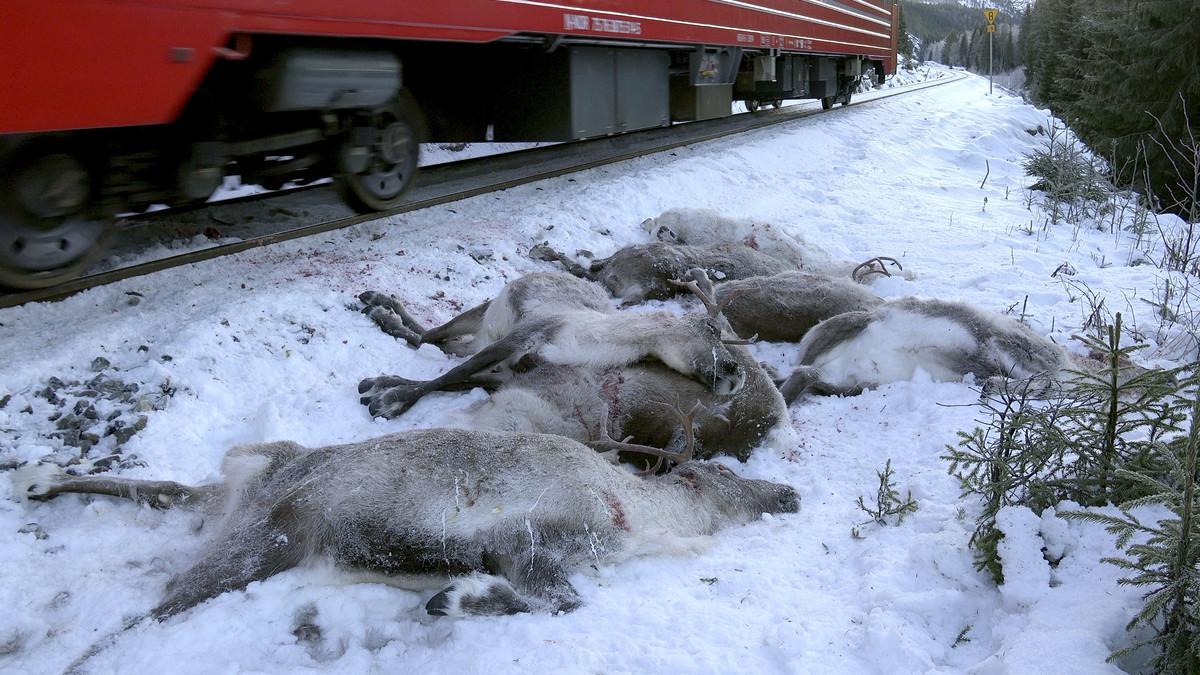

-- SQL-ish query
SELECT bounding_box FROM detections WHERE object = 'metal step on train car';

[0,1,898,289]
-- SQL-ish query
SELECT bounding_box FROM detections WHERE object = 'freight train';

[0,1,899,289]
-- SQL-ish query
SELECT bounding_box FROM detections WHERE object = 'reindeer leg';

[420,300,492,351]
[359,323,553,418]
[496,549,581,613]
[426,550,580,617]
[358,292,428,347]
[14,464,218,509]
[529,244,596,280]
[357,373,507,397]
[425,573,531,617]
[152,520,304,620]
[617,291,650,307]
[777,366,862,403]
[358,291,428,334]
[364,307,423,346]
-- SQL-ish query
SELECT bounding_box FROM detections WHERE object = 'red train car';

[0,1,898,288]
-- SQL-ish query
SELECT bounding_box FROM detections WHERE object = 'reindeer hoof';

[425,593,451,616]
[358,377,380,395]
[360,383,422,419]
[527,243,556,261]
[426,576,531,617]
[358,375,413,396]
[366,397,404,419]
[358,290,383,304]
[10,462,66,501]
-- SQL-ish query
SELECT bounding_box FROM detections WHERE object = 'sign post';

[983,8,998,95]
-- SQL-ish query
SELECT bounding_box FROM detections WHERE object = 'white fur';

[10,462,65,500]
[480,287,522,344]
[429,574,515,617]
[801,309,979,389]
[538,313,661,368]
[644,208,835,272]
[453,388,566,435]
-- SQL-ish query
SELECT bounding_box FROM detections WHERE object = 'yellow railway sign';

[983,8,999,23]
[987,24,996,32]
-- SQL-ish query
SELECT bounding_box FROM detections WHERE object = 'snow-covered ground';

[1,68,1192,673]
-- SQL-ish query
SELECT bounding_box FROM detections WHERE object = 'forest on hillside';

[902,0,1022,72]
[1021,0,1198,218]
[900,0,1198,220]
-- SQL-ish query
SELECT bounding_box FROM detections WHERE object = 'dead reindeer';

[643,207,834,271]
[687,271,884,343]
[642,207,908,284]
[14,428,799,621]
[776,297,1071,402]
[529,240,792,305]
[363,271,785,462]
[451,342,788,464]
[359,271,612,356]
[357,272,749,419]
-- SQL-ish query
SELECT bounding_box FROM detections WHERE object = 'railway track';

[0,72,965,309]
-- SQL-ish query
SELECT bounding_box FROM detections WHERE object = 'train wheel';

[771,100,783,109]
[820,97,835,110]
[0,150,109,290]
[745,99,761,113]
[335,95,421,213]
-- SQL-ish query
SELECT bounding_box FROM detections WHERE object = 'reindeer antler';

[670,268,759,346]
[585,400,704,474]
[721,333,758,346]
[528,243,596,278]
[669,268,722,317]
[851,257,904,283]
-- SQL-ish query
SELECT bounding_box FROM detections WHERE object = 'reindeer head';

[663,462,800,523]
[641,215,681,244]
[662,313,748,397]
[591,243,691,304]
[649,269,755,397]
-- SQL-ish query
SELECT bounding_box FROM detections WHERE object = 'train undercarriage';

[0,37,878,289]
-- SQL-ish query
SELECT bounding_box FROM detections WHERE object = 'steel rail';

[0,72,965,309]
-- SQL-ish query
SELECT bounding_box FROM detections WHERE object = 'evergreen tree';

[944,314,1188,582]
[1073,0,1200,214]
[1002,28,1016,72]
[1064,371,1200,672]
[1020,4,1041,84]
[1062,314,1188,498]
[1022,0,1199,219]
[897,4,916,61]
[1032,0,1085,109]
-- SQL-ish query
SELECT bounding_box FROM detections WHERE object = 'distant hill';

[901,0,1022,47]
[908,0,1029,10]
[901,0,1023,72]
